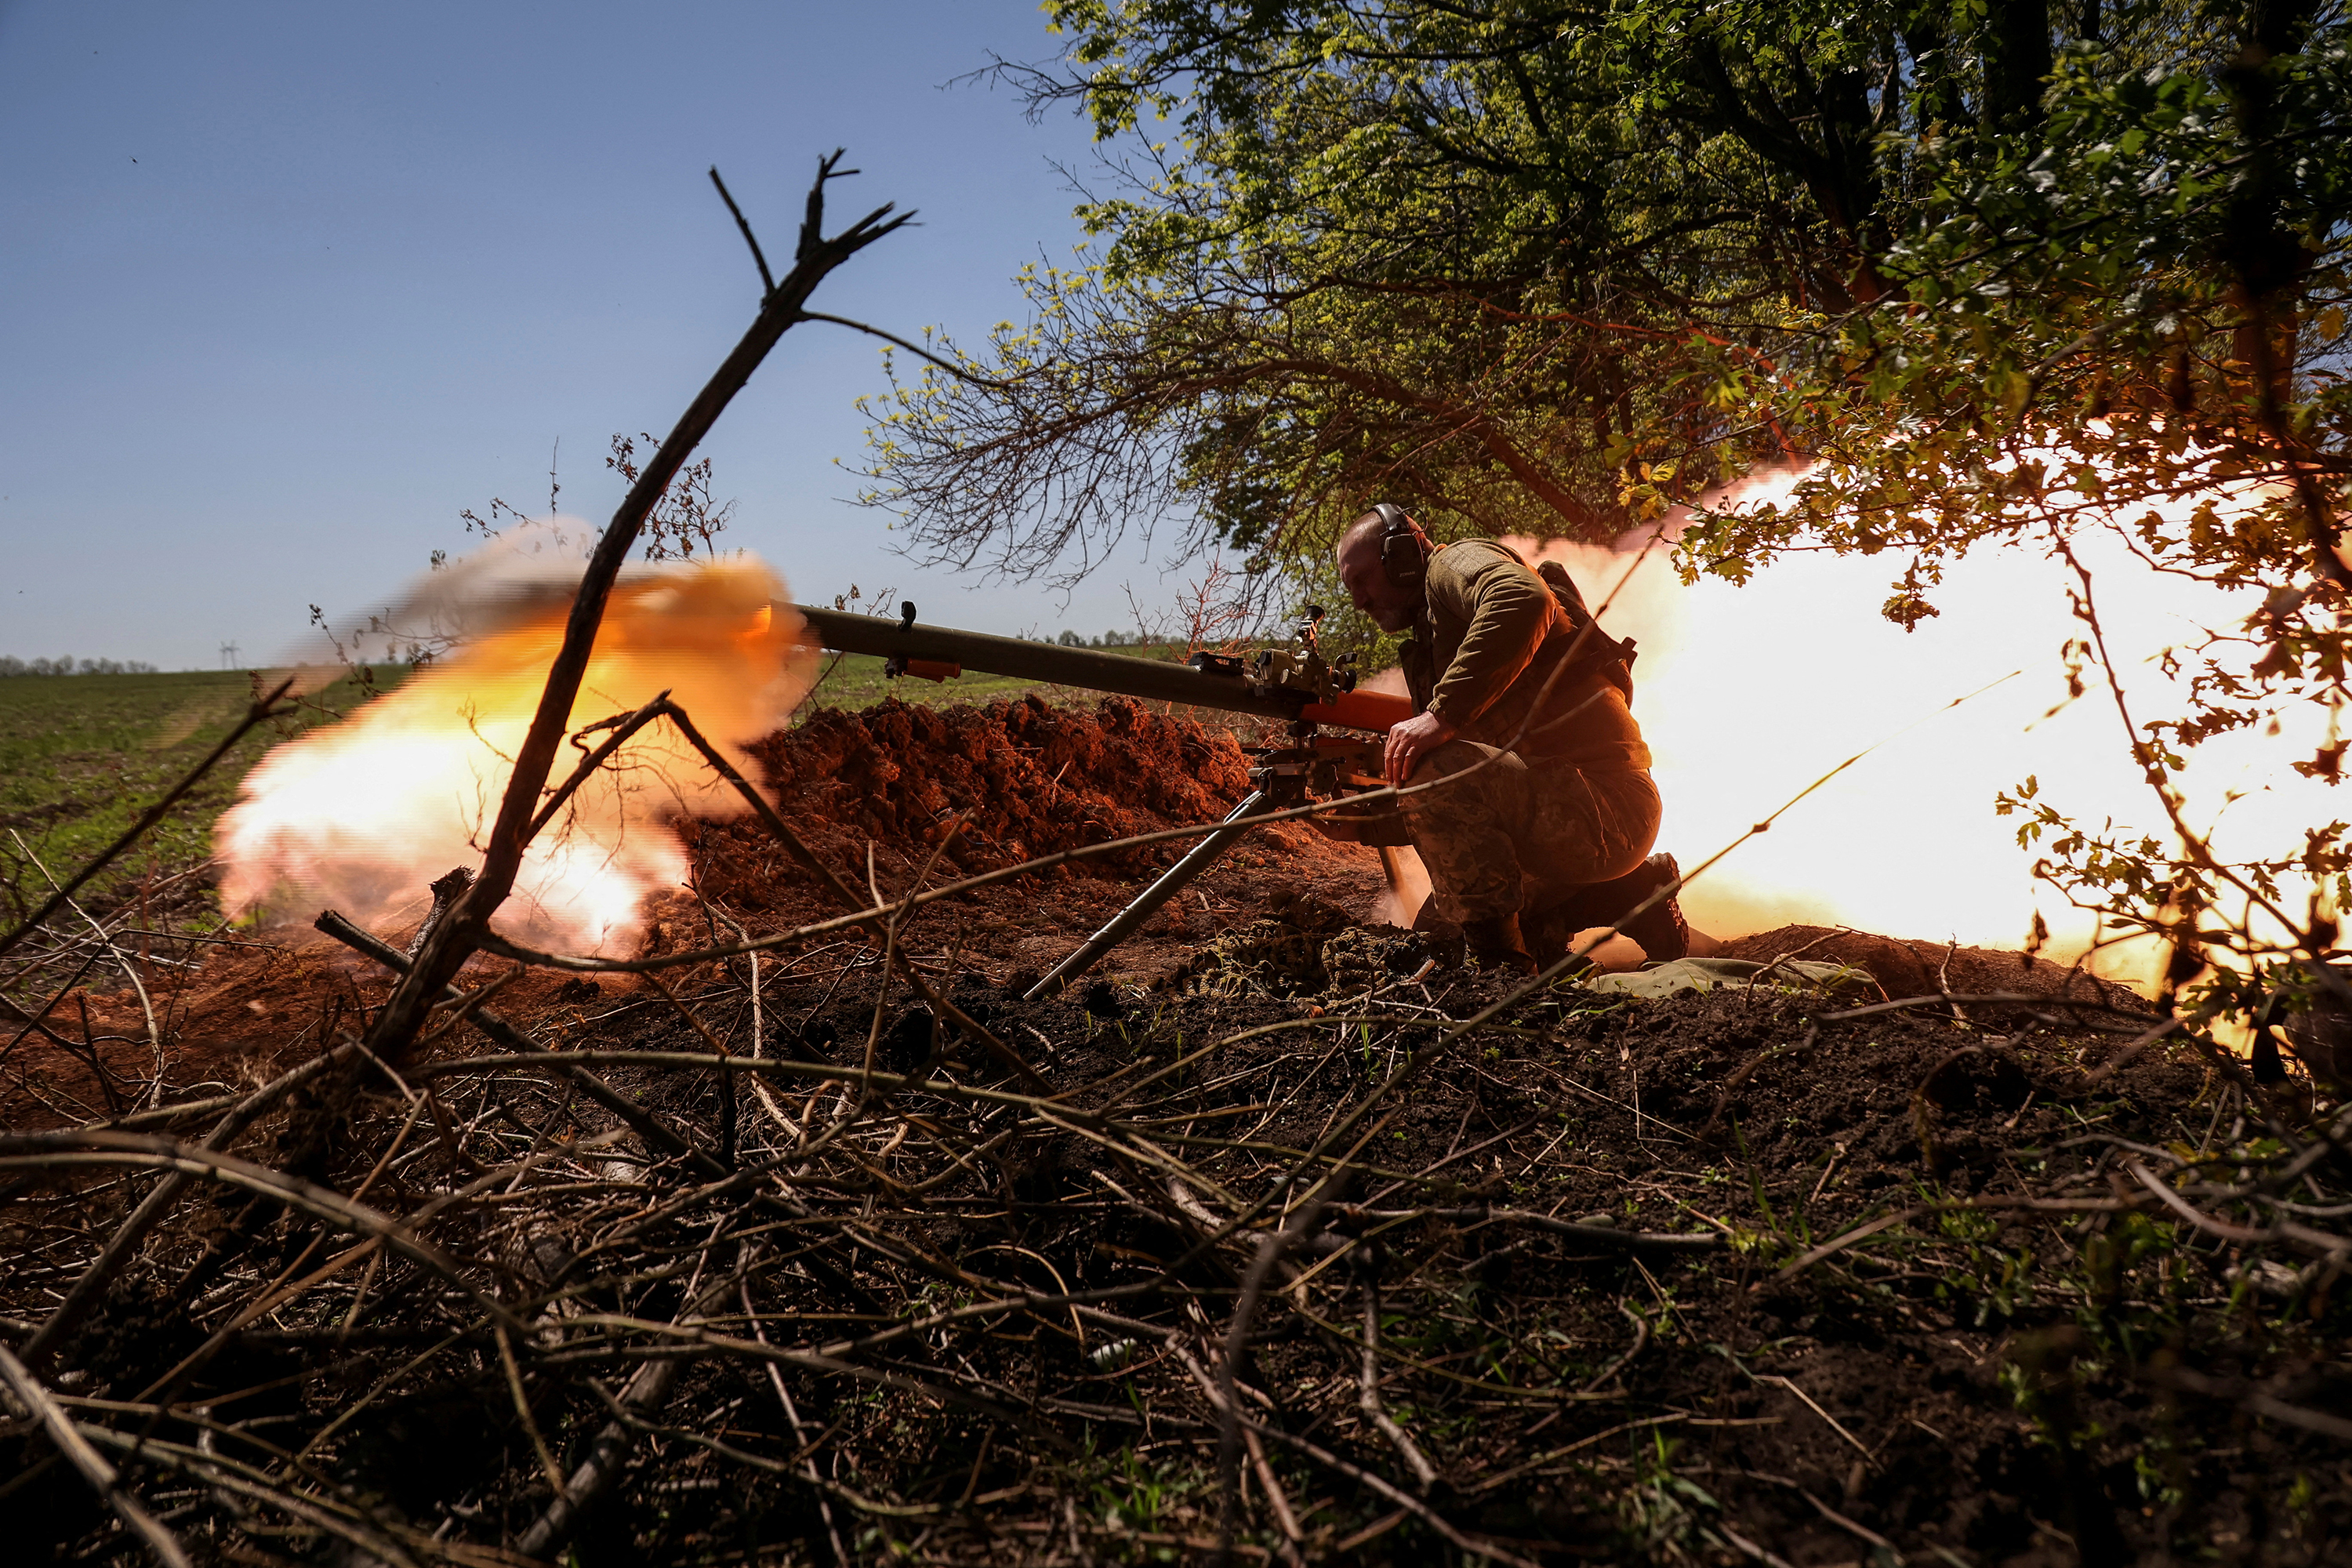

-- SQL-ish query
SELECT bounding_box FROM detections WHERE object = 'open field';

[797,649,1068,712]
[796,644,1196,714]
[0,669,397,930]
[0,660,1035,921]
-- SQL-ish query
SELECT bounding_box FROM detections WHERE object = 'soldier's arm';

[1425,548,1554,727]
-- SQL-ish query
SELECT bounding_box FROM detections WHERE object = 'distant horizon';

[0,613,1189,675]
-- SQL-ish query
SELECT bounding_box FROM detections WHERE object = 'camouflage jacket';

[1399,540,1651,770]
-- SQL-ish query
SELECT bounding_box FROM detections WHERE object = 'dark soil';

[3,695,2347,1567]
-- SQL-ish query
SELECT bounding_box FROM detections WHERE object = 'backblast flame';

[1507,459,2336,986]
[216,530,816,953]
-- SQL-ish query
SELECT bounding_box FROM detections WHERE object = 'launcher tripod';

[1019,720,1387,1001]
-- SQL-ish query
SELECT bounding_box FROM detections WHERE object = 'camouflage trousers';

[1402,742,1661,923]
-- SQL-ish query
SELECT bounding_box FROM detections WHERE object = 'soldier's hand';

[1384,710,1457,788]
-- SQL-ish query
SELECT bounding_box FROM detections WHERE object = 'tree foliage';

[859,0,2352,1014]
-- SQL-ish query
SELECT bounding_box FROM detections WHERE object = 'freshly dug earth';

[745,694,1275,877]
[706,693,1394,989]
[1715,925,2150,1012]
[2,695,2346,1568]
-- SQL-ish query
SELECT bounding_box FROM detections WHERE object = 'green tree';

[860,0,2352,1018]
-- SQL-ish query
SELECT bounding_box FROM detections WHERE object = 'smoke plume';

[216,526,815,953]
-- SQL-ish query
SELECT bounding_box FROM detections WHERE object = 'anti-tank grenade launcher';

[787,600,1413,997]
[789,599,1405,733]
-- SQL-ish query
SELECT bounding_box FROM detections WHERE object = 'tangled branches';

[4,765,2350,1563]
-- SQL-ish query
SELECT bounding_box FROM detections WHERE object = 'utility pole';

[219,641,241,670]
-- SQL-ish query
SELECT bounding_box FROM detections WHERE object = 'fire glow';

[216,529,815,953]
[1508,460,2339,985]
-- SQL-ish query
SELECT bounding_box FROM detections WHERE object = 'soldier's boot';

[1461,913,1537,977]
[1616,853,1690,964]
[1409,896,1466,971]
[1521,901,1581,970]
[1526,853,1691,968]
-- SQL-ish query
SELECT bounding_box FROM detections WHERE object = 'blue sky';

[0,0,1174,668]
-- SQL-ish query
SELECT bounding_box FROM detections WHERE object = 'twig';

[794,310,1025,389]
[1243,1417,1538,1568]
[0,1342,193,1568]
[314,910,739,1184]
[1580,1302,1651,1393]
[1820,992,2156,1024]
[743,1276,848,1566]
[2149,1363,2352,1441]
[22,1041,371,1370]
[1359,1274,1439,1490]
[0,1131,522,1334]
[1218,1193,1329,1563]
[655,698,1050,1094]
[9,833,164,1105]
[708,165,774,294]
[1754,1374,1874,1465]
[517,1260,745,1556]
[497,1323,569,1501]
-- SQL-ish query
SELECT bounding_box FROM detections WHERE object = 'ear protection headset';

[1369,502,1430,591]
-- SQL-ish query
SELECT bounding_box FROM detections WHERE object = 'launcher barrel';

[789,604,1410,734]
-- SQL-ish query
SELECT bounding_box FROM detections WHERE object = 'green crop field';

[793,650,1069,712]
[0,668,399,928]
[793,637,1207,713]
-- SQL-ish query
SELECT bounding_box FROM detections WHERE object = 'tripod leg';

[1022,791,1268,1000]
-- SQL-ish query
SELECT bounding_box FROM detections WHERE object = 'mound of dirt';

[1722,922,2146,1008]
[688,695,1392,988]
[745,694,1287,876]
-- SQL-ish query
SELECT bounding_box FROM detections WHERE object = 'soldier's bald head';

[1334,509,1425,633]
[1336,510,1389,564]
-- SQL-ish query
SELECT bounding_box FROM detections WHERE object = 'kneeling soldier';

[1323,504,1691,975]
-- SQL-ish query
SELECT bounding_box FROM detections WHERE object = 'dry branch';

[372,154,913,1058]
[0,1343,192,1568]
